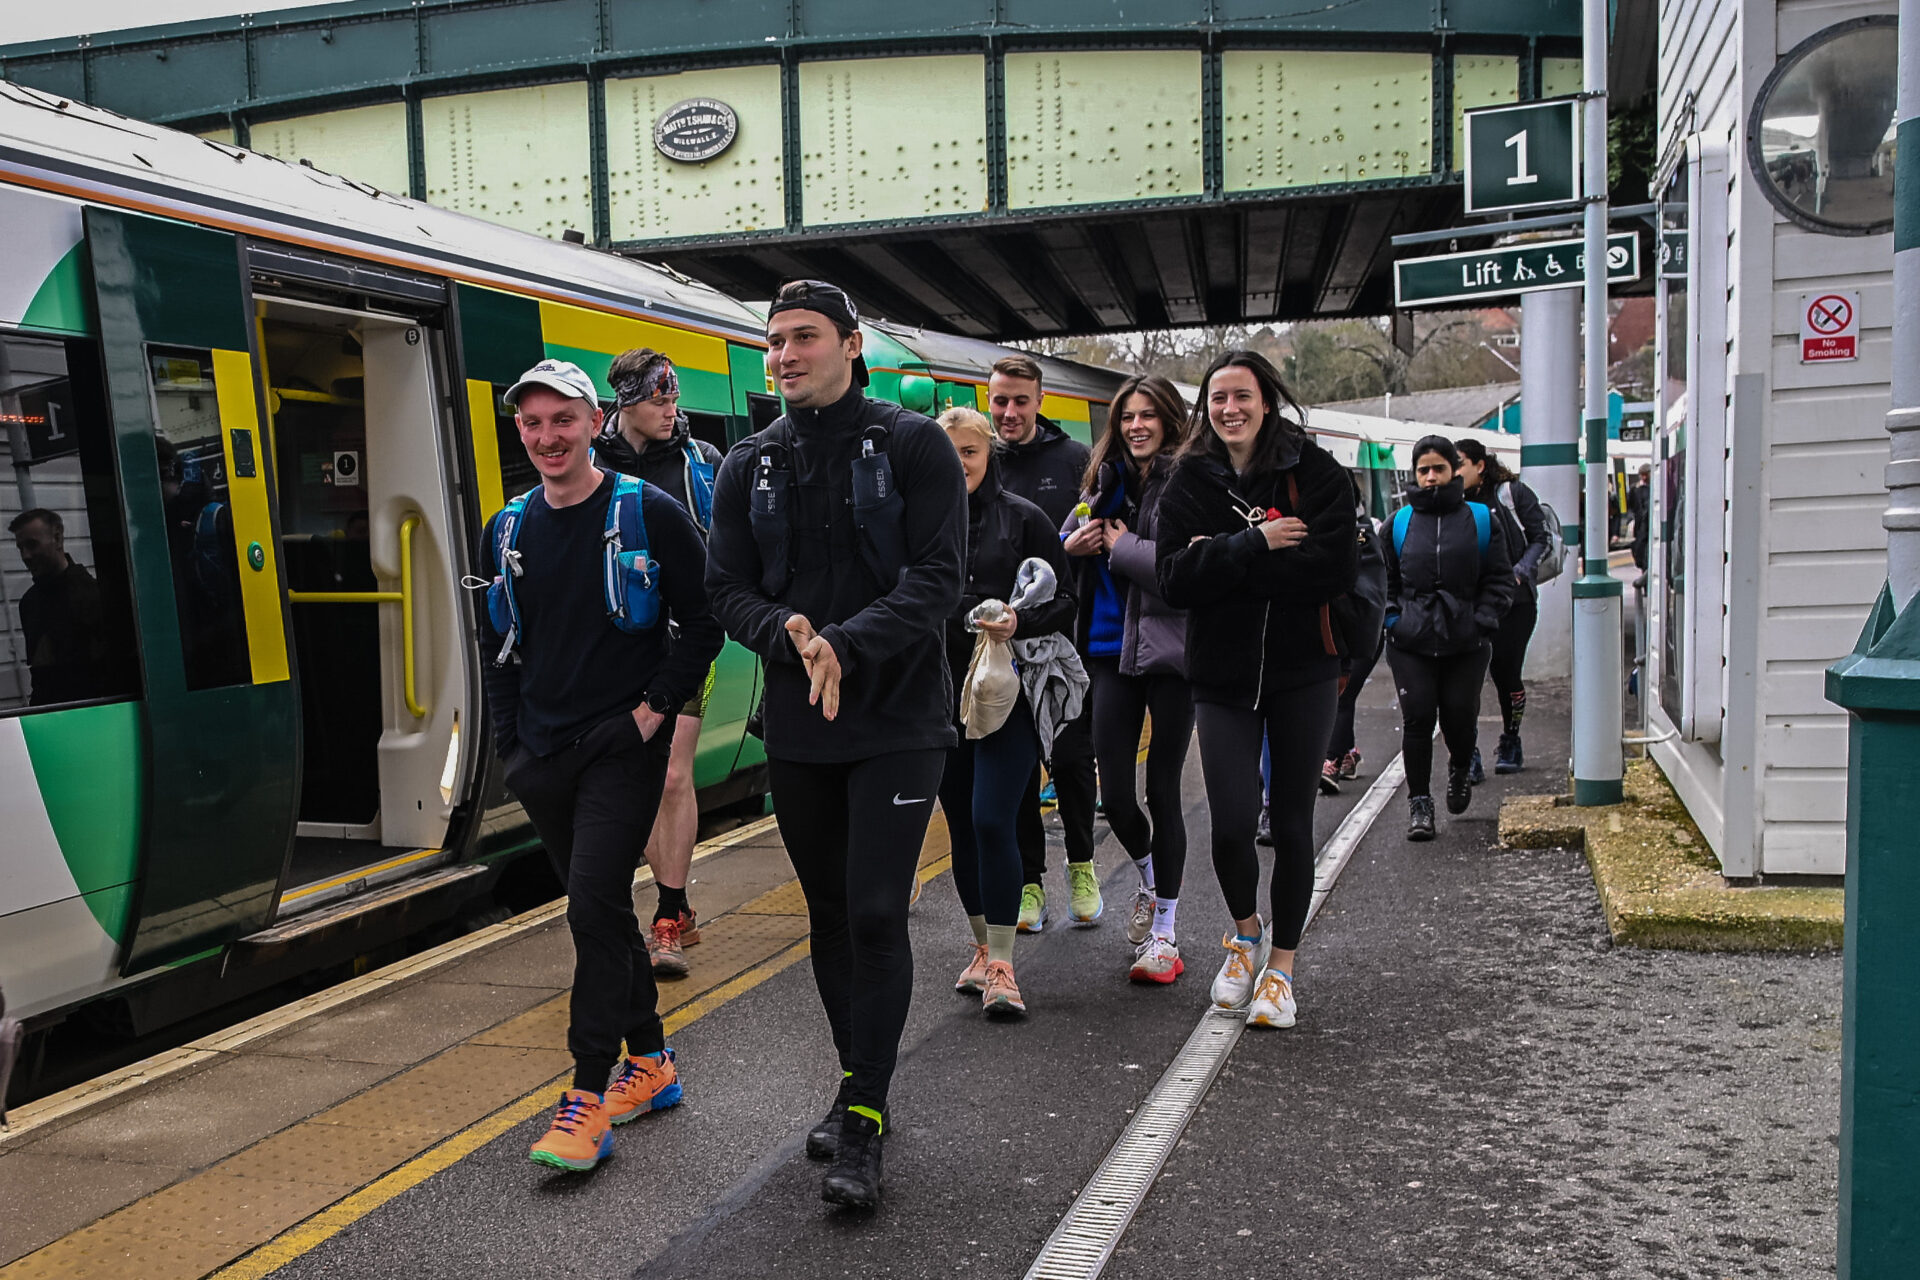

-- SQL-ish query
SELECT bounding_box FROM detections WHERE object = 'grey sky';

[7,1,343,45]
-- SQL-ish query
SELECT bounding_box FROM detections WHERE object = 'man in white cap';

[477,359,723,1173]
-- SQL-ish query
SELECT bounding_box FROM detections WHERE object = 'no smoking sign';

[1800,291,1859,363]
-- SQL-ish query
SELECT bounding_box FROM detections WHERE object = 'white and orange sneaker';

[1128,935,1184,984]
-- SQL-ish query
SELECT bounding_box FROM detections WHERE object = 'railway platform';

[0,684,1839,1280]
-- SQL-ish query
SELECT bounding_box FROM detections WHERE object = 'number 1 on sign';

[1505,131,1538,186]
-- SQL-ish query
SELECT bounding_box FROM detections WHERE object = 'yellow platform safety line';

[466,379,506,522]
[535,297,729,374]
[287,515,427,719]
[275,847,445,908]
[210,348,290,685]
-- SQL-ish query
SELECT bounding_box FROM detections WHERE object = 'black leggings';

[768,749,946,1116]
[939,697,1038,926]
[505,713,672,1091]
[1326,637,1383,763]
[1017,701,1097,882]
[1193,675,1339,952]
[1088,657,1193,902]
[1489,590,1537,735]
[1386,642,1492,797]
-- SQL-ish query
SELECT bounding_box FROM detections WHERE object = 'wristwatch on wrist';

[644,690,677,717]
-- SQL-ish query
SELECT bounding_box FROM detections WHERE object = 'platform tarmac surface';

[0,680,1839,1279]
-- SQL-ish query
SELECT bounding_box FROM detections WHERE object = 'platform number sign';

[1463,99,1581,216]
[1800,291,1859,363]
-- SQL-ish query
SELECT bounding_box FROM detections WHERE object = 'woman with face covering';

[1154,351,1358,1030]
[1382,436,1515,841]
[1453,437,1551,778]
[935,408,1076,1018]
[1060,375,1194,983]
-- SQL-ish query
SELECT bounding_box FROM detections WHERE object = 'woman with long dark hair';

[1454,438,1551,776]
[1155,351,1357,1029]
[1383,437,1514,840]
[1060,375,1194,983]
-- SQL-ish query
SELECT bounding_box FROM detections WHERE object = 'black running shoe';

[806,1100,847,1161]
[1446,766,1472,815]
[1407,795,1436,842]
[821,1109,884,1209]
[1495,732,1524,774]
[1467,747,1485,786]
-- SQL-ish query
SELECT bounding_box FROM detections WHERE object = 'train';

[0,80,1515,1058]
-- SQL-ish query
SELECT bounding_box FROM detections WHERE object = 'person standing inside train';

[1384,437,1514,840]
[1455,437,1551,776]
[477,359,724,1173]
[1155,351,1357,1030]
[937,407,1076,1018]
[987,355,1102,932]
[1059,375,1194,983]
[595,349,727,978]
[705,280,966,1210]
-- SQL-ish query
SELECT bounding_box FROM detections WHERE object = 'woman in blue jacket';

[1383,437,1515,841]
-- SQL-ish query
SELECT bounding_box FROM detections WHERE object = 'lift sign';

[1801,292,1859,363]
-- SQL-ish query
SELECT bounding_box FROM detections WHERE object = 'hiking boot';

[954,944,991,994]
[603,1048,681,1125]
[1255,808,1273,847]
[1066,861,1104,924]
[1128,935,1184,984]
[1494,732,1524,774]
[1210,921,1272,1009]
[1017,882,1048,933]
[1246,968,1297,1029]
[1446,766,1472,815]
[673,907,701,947]
[647,916,690,978]
[529,1090,613,1172]
[1318,759,1341,796]
[821,1109,884,1209]
[1337,749,1363,780]
[1407,795,1436,842]
[1467,747,1486,786]
[806,1099,848,1161]
[982,960,1027,1018]
[1125,889,1156,945]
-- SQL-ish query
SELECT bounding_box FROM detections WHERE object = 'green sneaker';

[1017,882,1047,933]
[1066,861,1104,925]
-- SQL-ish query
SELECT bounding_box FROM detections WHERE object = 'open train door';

[84,208,299,974]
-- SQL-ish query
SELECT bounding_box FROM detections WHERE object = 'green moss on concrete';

[1497,761,1844,952]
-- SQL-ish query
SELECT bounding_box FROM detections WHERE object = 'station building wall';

[1651,0,1894,877]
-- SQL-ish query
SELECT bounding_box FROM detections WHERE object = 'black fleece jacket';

[594,413,725,534]
[1155,434,1359,707]
[998,416,1091,529]
[1465,475,1551,599]
[945,459,1077,712]
[1384,479,1515,657]
[705,382,967,762]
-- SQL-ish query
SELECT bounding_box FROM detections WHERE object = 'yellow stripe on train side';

[968,382,1094,425]
[536,298,729,373]
[210,347,291,685]
[467,379,507,522]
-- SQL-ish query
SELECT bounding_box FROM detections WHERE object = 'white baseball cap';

[504,358,600,407]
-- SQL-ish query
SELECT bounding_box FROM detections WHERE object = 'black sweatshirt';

[594,414,725,535]
[705,382,967,763]
[478,471,724,757]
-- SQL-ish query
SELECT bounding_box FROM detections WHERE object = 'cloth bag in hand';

[960,598,1020,738]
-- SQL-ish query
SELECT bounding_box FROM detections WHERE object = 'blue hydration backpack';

[1392,501,1491,561]
[680,439,716,535]
[486,472,661,667]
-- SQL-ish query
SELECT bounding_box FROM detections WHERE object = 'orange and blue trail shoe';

[603,1048,682,1125]
[529,1089,613,1172]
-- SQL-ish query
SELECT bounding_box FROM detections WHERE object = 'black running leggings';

[1193,675,1339,952]
[767,749,946,1116]
[505,713,672,1092]
[1088,656,1193,902]
[1386,642,1492,797]
[1017,701,1097,883]
[938,697,1038,926]
[1326,637,1383,763]
[1489,589,1537,735]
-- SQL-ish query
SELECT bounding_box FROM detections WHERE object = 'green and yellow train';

[0,82,1119,1044]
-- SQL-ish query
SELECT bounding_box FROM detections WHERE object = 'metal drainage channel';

[1023,757,1409,1280]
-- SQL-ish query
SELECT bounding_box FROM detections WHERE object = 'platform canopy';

[0,0,1656,339]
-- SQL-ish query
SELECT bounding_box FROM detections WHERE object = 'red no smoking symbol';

[1808,294,1852,334]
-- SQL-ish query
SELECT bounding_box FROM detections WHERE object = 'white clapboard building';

[1650,0,1896,877]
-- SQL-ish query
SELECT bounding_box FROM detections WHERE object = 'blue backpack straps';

[603,473,662,632]
[681,439,716,534]
[1468,501,1491,559]
[1391,505,1413,559]
[486,492,532,666]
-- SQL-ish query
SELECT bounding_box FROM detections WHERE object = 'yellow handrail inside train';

[287,513,427,719]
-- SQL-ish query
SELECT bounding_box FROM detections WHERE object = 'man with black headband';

[597,349,725,978]
[706,279,966,1210]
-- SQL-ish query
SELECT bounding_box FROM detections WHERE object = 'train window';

[1,333,141,713]
[683,410,728,454]
[146,346,253,691]
[746,392,783,433]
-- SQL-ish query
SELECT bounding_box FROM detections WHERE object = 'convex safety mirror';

[1747,15,1899,235]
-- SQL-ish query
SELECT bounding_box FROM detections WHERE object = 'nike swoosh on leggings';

[892,794,928,806]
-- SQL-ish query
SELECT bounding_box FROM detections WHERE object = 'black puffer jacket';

[945,459,1077,716]
[998,416,1091,529]
[1465,476,1551,600]
[1384,479,1515,657]
[594,413,725,535]
[1155,434,1359,707]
